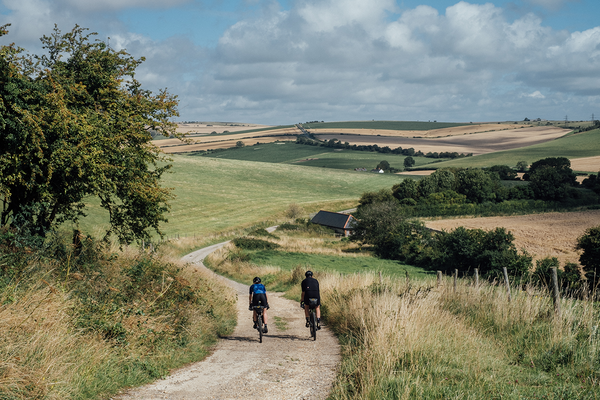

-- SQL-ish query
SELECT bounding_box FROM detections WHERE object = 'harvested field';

[570,156,600,172]
[397,170,435,176]
[158,135,296,153]
[176,122,271,134]
[309,123,529,138]
[155,126,301,153]
[425,210,600,267]
[315,127,570,156]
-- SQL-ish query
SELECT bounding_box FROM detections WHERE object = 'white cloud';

[524,91,546,99]
[2,0,599,123]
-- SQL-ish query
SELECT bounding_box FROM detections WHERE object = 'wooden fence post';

[502,267,512,302]
[474,268,479,288]
[437,271,442,287]
[379,271,382,284]
[405,270,410,285]
[552,267,561,318]
[453,269,458,293]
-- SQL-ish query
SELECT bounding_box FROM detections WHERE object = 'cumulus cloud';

[2,0,599,123]
[196,0,600,122]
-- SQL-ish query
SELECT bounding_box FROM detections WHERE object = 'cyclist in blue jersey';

[249,277,269,333]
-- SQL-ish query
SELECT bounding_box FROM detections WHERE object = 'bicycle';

[302,298,319,341]
[252,304,267,343]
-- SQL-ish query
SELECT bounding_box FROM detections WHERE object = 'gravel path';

[116,240,340,400]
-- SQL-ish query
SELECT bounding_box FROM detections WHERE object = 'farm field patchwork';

[424,210,600,266]
[174,122,273,135]
[196,142,439,170]
[428,128,600,170]
[306,122,530,138]
[315,126,570,156]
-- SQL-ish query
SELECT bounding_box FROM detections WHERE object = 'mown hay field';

[425,210,600,266]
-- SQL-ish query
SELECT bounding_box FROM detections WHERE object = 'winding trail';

[116,240,340,400]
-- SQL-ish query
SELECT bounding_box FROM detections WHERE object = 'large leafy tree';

[0,25,179,243]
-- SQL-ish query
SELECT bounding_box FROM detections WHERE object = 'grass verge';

[0,231,236,399]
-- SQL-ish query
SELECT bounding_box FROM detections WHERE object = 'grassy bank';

[207,232,600,399]
[0,232,236,399]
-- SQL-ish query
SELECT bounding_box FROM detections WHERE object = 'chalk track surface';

[116,241,340,400]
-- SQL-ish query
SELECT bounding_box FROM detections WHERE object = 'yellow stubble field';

[425,210,600,266]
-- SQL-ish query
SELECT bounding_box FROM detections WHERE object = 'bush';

[428,227,532,278]
[576,226,600,280]
[232,237,280,250]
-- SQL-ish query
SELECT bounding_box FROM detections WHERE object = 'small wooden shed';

[311,210,356,237]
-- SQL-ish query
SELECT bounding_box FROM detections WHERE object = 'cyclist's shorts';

[304,296,320,308]
[252,293,268,308]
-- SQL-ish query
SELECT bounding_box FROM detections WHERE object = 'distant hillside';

[302,120,468,131]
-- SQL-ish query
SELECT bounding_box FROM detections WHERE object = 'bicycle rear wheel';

[310,311,317,341]
[258,314,263,343]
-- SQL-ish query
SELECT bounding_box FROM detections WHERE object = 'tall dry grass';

[0,234,236,400]
[322,273,600,398]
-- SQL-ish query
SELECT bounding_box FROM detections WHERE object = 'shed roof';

[311,210,356,230]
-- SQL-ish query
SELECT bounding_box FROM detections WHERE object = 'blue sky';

[2,0,600,124]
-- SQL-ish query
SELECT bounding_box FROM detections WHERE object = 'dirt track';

[116,242,340,400]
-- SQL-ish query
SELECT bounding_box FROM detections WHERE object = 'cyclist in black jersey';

[249,277,269,333]
[300,270,321,330]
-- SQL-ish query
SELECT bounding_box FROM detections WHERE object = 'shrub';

[576,226,600,280]
[232,237,280,250]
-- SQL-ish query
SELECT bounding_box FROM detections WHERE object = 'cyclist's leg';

[263,308,267,324]
[316,305,321,319]
[304,304,310,327]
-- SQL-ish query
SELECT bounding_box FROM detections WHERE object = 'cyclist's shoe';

[317,324,322,330]
[253,322,257,329]
[263,324,268,333]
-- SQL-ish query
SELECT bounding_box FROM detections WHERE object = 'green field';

[302,120,469,131]
[247,249,432,279]
[74,154,402,238]
[198,142,439,170]
[201,124,294,136]
[426,129,600,170]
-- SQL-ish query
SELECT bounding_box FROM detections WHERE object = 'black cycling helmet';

[253,276,261,283]
[305,270,313,277]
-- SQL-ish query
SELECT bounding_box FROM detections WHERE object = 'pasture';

[74,154,401,238]
[198,142,437,170]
